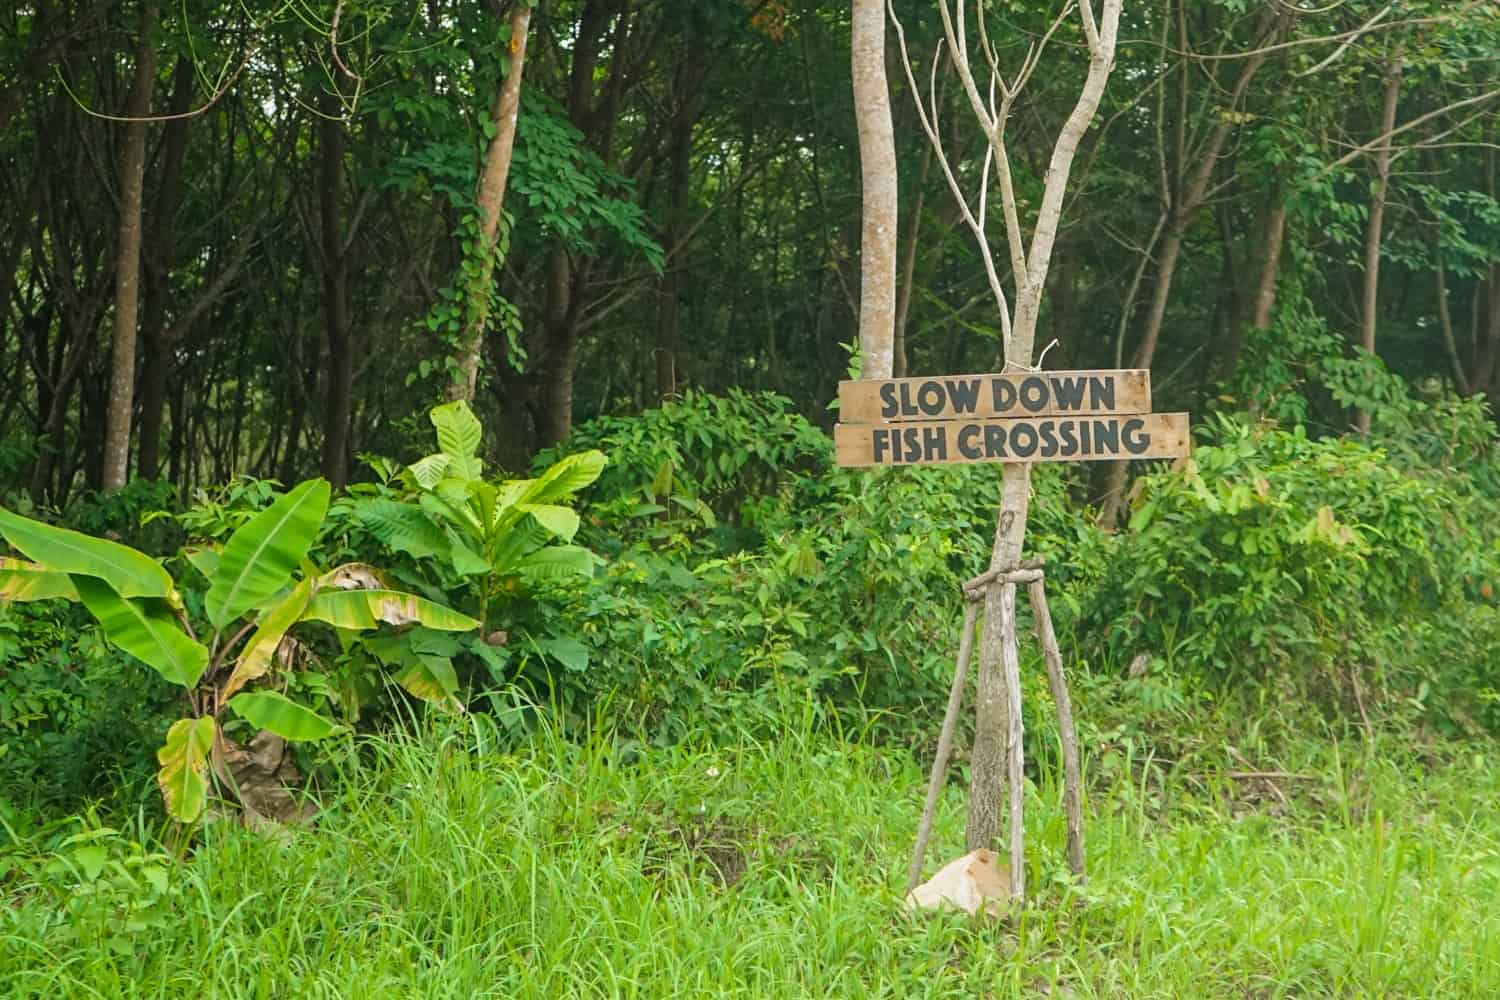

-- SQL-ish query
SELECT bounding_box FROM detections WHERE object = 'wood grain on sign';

[839,370,1150,423]
[834,412,1190,467]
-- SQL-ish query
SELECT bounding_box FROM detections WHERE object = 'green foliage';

[348,401,606,634]
[1079,414,1500,731]
[541,389,833,544]
[0,477,475,825]
[4,725,1499,995]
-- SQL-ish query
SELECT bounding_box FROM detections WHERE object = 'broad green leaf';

[354,499,451,561]
[157,717,217,823]
[518,504,580,542]
[207,479,330,629]
[516,546,597,581]
[446,532,491,577]
[221,578,313,702]
[302,589,478,631]
[527,451,606,505]
[537,636,590,672]
[407,453,451,489]
[0,507,172,599]
[394,654,463,713]
[182,545,221,583]
[430,400,483,461]
[75,576,209,687]
[229,690,338,741]
[0,557,80,601]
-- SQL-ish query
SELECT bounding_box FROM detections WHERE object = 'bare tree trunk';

[1222,196,1287,381]
[535,251,582,448]
[1096,19,1281,524]
[1355,55,1403,435]
[655,46,708,400]
[450,4,532,402]
[964,2,1124,867]
[318,92,353,489]
[137,56,195,480]
[852,0,896,379]
[1435,253,1471,396]
[893,143,933,379]
[101,2,160,491]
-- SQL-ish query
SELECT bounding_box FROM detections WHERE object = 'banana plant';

[353,401,606,629]
[0,479,477,824]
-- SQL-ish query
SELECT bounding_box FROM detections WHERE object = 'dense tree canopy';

[2,0,1498,506]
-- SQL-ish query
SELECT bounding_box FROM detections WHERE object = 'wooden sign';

[834,413,1190,467]
[838,369,1150,424]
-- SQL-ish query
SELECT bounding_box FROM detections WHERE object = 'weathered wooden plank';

[833,412,1190,467]
[838,369,1151,423]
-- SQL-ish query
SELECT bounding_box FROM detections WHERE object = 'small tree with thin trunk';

[888,0,1124,856]
[852,0,898,381]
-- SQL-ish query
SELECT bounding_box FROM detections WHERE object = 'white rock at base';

[905,848,1012,918]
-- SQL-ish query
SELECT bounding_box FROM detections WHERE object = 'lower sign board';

[834,412,1190,467]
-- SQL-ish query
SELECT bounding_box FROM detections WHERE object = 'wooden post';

[999,580,1025,900]
[906,601,980,894]
[1028,578,1086,882]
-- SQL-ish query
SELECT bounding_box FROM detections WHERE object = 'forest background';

[4,1,1500,995]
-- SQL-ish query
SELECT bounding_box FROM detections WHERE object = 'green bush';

[1077,414,1500,731]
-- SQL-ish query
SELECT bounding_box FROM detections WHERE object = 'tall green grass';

[4,716,1498,998]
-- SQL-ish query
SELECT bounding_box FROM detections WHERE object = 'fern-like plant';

[352,401,606,631]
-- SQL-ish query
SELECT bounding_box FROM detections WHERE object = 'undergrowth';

[3,710,1497,998]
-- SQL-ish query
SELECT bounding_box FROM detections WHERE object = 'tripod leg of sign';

[1029,578,1086,881]
[1000,580,1026,901]
[906,565,1088,904]
[905,601,979,896]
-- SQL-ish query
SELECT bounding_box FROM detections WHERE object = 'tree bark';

[450,4,533,402]
[851,0,897,379]
[1222,196,1287,381]
[101,2,160,491]
[318,92,353,489]
[965,0,1123,861]
[137,56,195,480]
[1096,17,1281,524]
[1355,55,1403,435]
[655,45,708,400]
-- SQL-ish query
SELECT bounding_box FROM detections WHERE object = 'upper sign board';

[838,369,1151,424]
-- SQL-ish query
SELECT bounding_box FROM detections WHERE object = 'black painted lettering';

[879,383,899,419]
[901,426,921,461]
[957,424,982,459]
[922,426,947,461]
[1010,422,1038,458]
[1122,417,1150,455]
[1089,376,1115,411]
[1050,377,1087,411]
[1020,377,1048,413]
[917,381,946,416]
[993,379,1017,413]
[984,425,1008,457]
[1039,421,1059,457]
[946,378,981,414]
[872,428,891,464]
[897,383,918,416]
[1080,420,1091,454]
[1059,421,1079,456]
[1093,419,1119,454]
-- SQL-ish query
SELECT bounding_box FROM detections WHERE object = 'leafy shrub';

[1079,414,1500,729]
[539,389,832,540]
